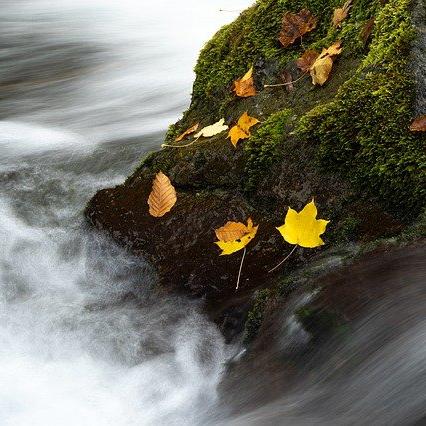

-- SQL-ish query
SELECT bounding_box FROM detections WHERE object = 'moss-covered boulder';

[86,0,425,303]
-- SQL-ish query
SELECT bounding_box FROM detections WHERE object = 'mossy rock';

[86,0,425,303]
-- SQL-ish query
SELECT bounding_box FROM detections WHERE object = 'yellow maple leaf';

[228,112,260,147]
[310,41,342,85]
[215,217,258,255]
[276,200,329,248]
[233,67,256,98]
[194,118,228,138]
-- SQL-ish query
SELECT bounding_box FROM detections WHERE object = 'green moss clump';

[244,289,271,343]
[297,0,425,219]
[243,109,293,192]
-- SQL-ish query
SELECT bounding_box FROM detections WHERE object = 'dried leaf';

[296,50,319,73]
[310,41,342,85]
[281,70,294,92]
[332,0,352,28]
[360,17,375,46]
[175,123,199,142]
[194,118,228,138]
[215,218,258,255]
[409,115,426,132]
[279,9,317,48]
[233,66,256,98]
[147,171,177,217]
[228,112,260,147]
[276,200,329,248]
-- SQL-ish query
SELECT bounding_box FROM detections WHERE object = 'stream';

[0,1,425,425]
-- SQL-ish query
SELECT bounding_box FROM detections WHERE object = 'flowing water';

[1,1,425,425]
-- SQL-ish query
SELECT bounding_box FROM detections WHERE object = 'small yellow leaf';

[215,217,258,255]
[233,67,256,98]
[332,0,352,28]
[276,200,329,248]
[175,123,199,142]
[147,171,177,217]
[309,41,342,86]
[194,118,228,138]
[227,112,260,147]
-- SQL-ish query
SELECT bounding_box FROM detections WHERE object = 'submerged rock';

[86,0,425,307]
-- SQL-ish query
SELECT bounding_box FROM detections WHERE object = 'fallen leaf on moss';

[277,199,329,248]
[360,17,375,45]
[296,50,319,73]
[332,0,352,28]
[233,66,256,98]
[194,118,228,138]
[175,123,199,142]
[228,112,260,147]
[147,171,177,217]
[215,217,258,255]
[279,9,317,48]
[409,115,426,132]
[310,41,342,85]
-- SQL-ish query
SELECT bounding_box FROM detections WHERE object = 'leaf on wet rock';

[228,112,260,147]
[409,115,426,132]
[296,50,319,73]
[279,9,317,48]
[194,118,228,138]
[276,200,329,248]
[310,41,342,86]
[215,218,258,255]
[332,0,352,28]
[147,171,177,217]
[175,123,199,142]
[233,66,256,98]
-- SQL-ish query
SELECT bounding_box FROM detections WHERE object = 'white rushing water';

[0,1,250,424]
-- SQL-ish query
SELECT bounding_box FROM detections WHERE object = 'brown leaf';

[409,115,426,132]
[215,221,248,242]
[281,70,294,92]
[233,66,256,98]
[360,17,375,46]
[296,50,319,73]
[279,9,317,48]
[175,123,199,142]
[309,41,343,85]
[147,171,177,217]
[332,0,352,28]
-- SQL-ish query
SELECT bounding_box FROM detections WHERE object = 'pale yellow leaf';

[194,118,228,138]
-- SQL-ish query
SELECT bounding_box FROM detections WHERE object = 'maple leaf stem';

[236,247,247,291]
[264,74,308,88]
[268,245,298,273]
[161,136,201,149]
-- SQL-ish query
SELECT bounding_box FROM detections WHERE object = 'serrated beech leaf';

[215,217,258,255]
[228,112,260,147]
[147,171,177,217]
[233,67,256,98]
[279,9,317,48]
[194,119,228,138]
[276,200,329,248]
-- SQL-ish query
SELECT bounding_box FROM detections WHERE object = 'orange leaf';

[175,123,199,142]
[227,112,260,147]
[279,9,317,48]
[215,221,248,242]
[296,50,319,73]
[233,66,256,98]
[409,115,426,132]
[214,218,258,255]
[332,0,352,28]
[147,171,177,217]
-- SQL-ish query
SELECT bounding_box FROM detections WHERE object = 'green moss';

[243,289,271,343]
[243,109,293,192]
[297,0,425,219]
